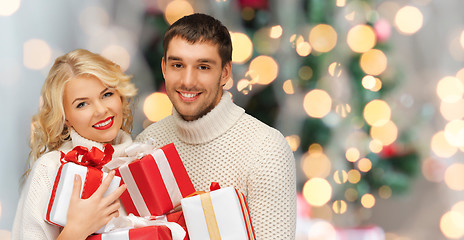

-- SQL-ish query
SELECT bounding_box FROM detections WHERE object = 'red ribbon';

[60,144,114,170]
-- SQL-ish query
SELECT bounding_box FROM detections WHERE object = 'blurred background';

[1,0,464,239]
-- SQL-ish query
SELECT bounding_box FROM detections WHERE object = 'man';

[136,13,296,239]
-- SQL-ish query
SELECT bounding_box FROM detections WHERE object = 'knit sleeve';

[247,128,297,239]
[12,154,61,240]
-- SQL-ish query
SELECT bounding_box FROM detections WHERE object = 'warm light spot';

[283,79,295,94]
[357,158,372,172]
[460,31,464,49]
[362,75,376,89]
[290,34,305,48]
[361,193,376,208]
[302,178,332,207]
[370,120,398,146]
[345,188,358,202]
[164,0,194,25]
[347,24,376,53]
[299,66,313,80]
[307,220,337,240]
[457,68,464,82]
[431,131,458,158]
[444,163,464,191]
[241,7,255,21]
[296,42,312,56]
[336,0,346,7]
[394,6,423,35]
[335,103,351,118]
[237,79,251,94]
[328,62,342,77]
[270,25,283,39]
[143,92,173,122]
[345,147,360,162]
[333,170,348,184]
[301,151,332,178]
[372,78,383,92]
[309,24,338,53]
[452,201,464,215]
[379,185,392,199]
[347,169,361,184]
[369,139,384,153]
[249,56,278,85]
[360,49,387,75]
[285,135,300,151]
[333,200,347,214]
[0,0,20,16]
[363,100,391,127]
[440,211,464,239]
[223,78,233,90]
[422,157,445,183]
[101,45,131,72]
[231,32,253,64]
[303,89,332,118]
[444,120,464,147]
[437,76,464,103]
[308,143,324,153]
[23,39,52,70]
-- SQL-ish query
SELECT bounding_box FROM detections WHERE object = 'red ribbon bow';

[60,144,114,170]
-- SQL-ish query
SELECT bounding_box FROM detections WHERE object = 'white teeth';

[180,92,198,98]
[94,118,112,127]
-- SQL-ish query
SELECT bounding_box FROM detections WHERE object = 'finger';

[93,170,116,197]
[105,184,126,203]
[70,174,82,201]
[105,200,121,215]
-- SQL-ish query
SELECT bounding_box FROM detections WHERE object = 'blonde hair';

[26,49,137,177]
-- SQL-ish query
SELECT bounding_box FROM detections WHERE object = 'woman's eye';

[103,91,114,98]
[76,102,87,108]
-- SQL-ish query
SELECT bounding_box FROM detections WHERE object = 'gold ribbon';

[200,192,222,240]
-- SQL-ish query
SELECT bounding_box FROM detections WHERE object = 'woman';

[12,49,137,239]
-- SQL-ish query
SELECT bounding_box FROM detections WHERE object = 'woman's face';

[63,75,123,143]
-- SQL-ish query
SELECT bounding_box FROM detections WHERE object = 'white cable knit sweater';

[136,91,297,239]
[12,129,133,240]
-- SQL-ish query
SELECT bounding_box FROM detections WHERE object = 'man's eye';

[173,63,183,68]
[198,65,210,70]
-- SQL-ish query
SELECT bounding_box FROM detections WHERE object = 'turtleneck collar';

[69,128,133,158]
[172,91,245,144]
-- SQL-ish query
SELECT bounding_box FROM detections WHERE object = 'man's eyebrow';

[197,58,217,64]
[167,56,182,61]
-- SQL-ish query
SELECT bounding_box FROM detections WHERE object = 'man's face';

[162,37,231,121]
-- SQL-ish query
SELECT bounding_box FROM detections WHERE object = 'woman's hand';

[57,170,126,240]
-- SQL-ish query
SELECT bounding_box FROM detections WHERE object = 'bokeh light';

[307,220,337,240]
[231,32,253,64]
[422,157,445,183]
[360,49,387,75]
[301,151,332,178]
[237,79,252,94]
[303,89,332,118]
[303,178,333,207]
[347,169,361,184]
[431,131,458,158]
[394,6,424,35]
[23,39,52,70]
[437,76,464,103]
[370,120,398,146]
[440,99,464,121]
[345,147,360,162]
[361,193,376,208]
[369,139,384,153]
[345,188,358,202]
[363,99,391,127]
[249,56,278,85]
[440,211,464,239]
[333,170,348,184]
[444,120,464,147]
[283,79,295,94]
[270,25,283,39]
[299,66,313,80]
[328,62,342,77]
[347,24,376,53]
[0,0,20,16]
[296,42,312,56]
[333,200,348,214]
[444,163,464,191]
[309,24,338,53]
[143,92,173,122]
[164,0,194,25]
[101,45,131,72]
[285,135,300,151]
[335,103,351,118]
[378,185,392,199]
[357,157,372,172]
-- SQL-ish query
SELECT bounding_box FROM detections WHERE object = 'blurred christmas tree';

[139,0,420,225]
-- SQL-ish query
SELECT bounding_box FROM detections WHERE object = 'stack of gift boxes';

[45,143,256,240]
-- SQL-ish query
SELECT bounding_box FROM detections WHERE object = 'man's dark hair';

[163,13,232,67]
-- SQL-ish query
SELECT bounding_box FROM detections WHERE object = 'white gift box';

[181,186,256,240]
[45,162,121,234]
